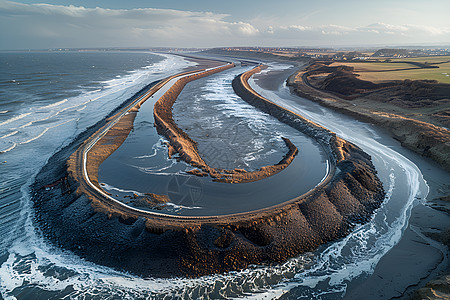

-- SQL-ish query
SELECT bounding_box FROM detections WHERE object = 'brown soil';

[413,275,450,300]
[288,62,450,171]
[125,193,170,210]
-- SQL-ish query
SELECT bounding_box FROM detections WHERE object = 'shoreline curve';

[32,60,385,277]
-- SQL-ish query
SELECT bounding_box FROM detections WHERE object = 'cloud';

[0,0,448,49]
[262,23,450,46]
[285,25,309,31]
[0,0,258,48]
[274,22,449,37]
[235,22,259,36]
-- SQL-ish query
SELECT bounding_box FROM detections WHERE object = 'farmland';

[330,56,450,84]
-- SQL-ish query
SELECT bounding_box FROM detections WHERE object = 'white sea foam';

[19,128,50,145]
[38,99,67,110]
[0,53,200,298]
[18,121,33,129]
[171,67,293,172]
[3,53,195,137]
[0,142,16,154]
[136,160,177,174]
[0,131,18,139]
[133,139,164,159]
[259,62,294,74]
[134,153,157,159]
[18,119,76,145]
[0,182,127,297]
[0,113,31,127]
[100,183,144,196]
[164,202,202,210]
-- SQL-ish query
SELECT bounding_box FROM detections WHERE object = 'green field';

[330,60,450,84]
[392,55,450,64]
[330,62,417,71]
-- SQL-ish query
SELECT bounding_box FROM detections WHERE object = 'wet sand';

[345,204,449,299]
[252,67,297,91]
[181,56,226,71]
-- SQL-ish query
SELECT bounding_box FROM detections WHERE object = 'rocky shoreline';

[31,65,385,278]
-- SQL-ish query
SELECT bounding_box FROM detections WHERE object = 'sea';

[0,51,441,299]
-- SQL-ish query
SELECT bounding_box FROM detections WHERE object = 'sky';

[0,0,449,50]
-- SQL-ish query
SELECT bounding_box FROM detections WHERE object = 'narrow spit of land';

[153,63,298,184]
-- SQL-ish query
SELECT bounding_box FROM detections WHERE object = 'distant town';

[215,46,450,61]
[5,46,450,62]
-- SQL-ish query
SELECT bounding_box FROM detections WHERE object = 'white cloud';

[234,22,259,36]
[0,0,449,49]
[320,25,354,36]
[406,24,450,36]
[0,0,258,48]
[366,22,409,32]
[288,25,309,31]
[260,22,450,46]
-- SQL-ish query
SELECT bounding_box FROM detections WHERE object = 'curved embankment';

[75,68,207,190]
[32,65,384,278]
[64,68,209,206]
[153,64,298,183]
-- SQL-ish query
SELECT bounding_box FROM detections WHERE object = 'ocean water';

[0,53,436,299]
[0,51,196,298]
